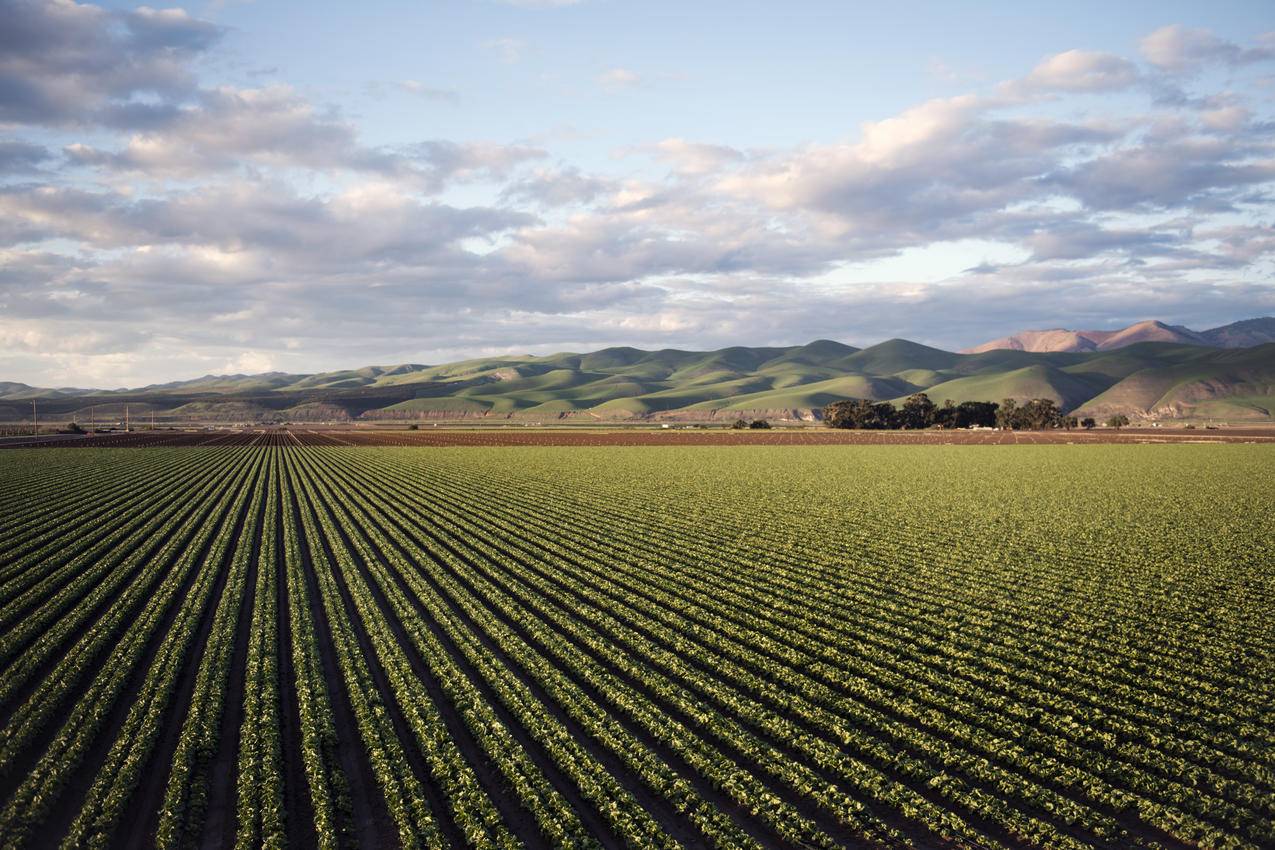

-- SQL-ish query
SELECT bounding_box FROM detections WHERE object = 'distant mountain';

[0,381,103,401]
[1199,317,1275,348]
[963,318,1275,354]
[8,335,1275,423]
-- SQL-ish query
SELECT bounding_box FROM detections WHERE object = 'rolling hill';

[7,332,1275,423]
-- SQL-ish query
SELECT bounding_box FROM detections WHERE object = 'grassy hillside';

[7,340,1274,423]
[1185,395,1275,420]
[916,365,1108,411]
[1073,344,1275,419]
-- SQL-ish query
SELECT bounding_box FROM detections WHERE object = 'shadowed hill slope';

[8,337,1275,423]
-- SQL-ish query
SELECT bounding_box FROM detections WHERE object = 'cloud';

[646,138,743,175]
[1024,222,1182,262]
[0,0,222,127]
[1046,135,1275,210]
[11,57,1268,379]
[0,6,534,191]
[500,166,612,206]
[716,95,1124,250]
[0,177,596,383]
[1140,25,1275,73]
[1198,105,1251,132]
[221,350,275,374]
[124,5,221,52]
[63,85,383,176]
[498,194,844,284]
[0,181,534,263]
[1018,50,1139,93]
[405,140,548,191]
[61,86,544,189]
[0,138,50,173]
[4,11,1275,386]
[4,223,1273,388]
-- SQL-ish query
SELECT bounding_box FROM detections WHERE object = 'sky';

[1,0,1274,387]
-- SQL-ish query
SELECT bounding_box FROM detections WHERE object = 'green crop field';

[0,445,1271,849]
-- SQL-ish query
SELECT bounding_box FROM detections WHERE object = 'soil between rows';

[47,455,261,849]
[285,468,396,850]
[275,469,320,850]
[294,451,541,850]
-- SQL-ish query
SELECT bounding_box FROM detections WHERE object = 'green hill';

[916,365,1108,411]
[690,375,915,412]
[1074,344,1275,419]
[7,339,1274,423]
[837,339,959,374]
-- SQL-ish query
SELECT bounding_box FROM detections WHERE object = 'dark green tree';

[1020,398,1063,430]
[865,401,900,429]
[934,399,957,429]
[993,398,1064,429]
[955,401,999,428]
[822,398,899,429]
[996,398,1019,429]
[827,397,999,430]
[822,401,854,429]
[899,393,937,429]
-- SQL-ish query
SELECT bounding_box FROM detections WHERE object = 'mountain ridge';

[6,328,1275,423]
[962,317,1275,354]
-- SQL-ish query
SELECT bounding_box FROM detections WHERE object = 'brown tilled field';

[4,426,1273,448]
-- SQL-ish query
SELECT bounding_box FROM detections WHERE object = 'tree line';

[823,394,1128,430]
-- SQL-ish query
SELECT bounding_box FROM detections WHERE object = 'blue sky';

[2,0,1274,385]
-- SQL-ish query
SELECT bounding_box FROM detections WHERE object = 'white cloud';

[501,167,612,206]
[646,138,743,175]
[60,86,545,191]
[0,181,535,264]
[222,350,275,374]
[1019,50,1139,93]
[1200,105,1250,132]
[1140,25,1275,72]
[62,85,376,175]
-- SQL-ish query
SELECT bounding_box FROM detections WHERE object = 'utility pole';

[32,400,36,436]
[125,404,130,432]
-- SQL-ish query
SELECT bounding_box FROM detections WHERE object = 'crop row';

[0,444,1269,850]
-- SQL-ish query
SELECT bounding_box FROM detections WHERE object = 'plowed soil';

[4,426,1272,448]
